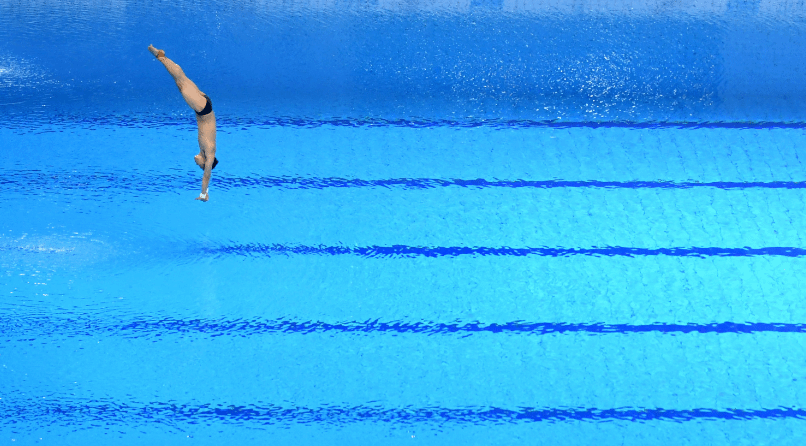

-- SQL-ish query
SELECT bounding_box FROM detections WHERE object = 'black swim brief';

[199,157,219,170]
[196,94,213,116]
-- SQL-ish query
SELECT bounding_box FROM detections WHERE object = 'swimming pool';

[3,0,806,444]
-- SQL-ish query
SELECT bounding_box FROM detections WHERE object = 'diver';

[148,45,218,202]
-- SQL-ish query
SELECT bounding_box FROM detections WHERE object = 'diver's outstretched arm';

[148,45,207,113]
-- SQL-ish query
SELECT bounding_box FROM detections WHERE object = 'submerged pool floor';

[2,120,806,444]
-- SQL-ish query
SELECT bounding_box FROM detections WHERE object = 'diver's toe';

[148,45,165,59]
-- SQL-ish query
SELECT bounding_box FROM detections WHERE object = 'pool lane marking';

[5,316,806,338]
[7,172,806,191]
[3,396,806,425]
[212,244,806,258]
[9,115,806,130]
[6,243,803,258]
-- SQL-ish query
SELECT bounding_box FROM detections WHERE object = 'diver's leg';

[148,45,207,113]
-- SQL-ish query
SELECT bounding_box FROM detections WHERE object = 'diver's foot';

[148,45,165,59]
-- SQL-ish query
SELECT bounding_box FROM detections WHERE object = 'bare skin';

[148,45,216,202]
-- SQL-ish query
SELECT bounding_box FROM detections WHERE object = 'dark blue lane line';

[215,177,806,191]
[4,399,806,426]
[8,114,806,130]
[216,117,806,130]
[4,316,806,339]
[212,244,806,258]
[3,243,803,259]
[6,172,806,192]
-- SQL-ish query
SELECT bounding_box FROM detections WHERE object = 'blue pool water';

[3,0,806,444]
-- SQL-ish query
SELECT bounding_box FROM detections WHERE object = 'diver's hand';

[195,192,209,202]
